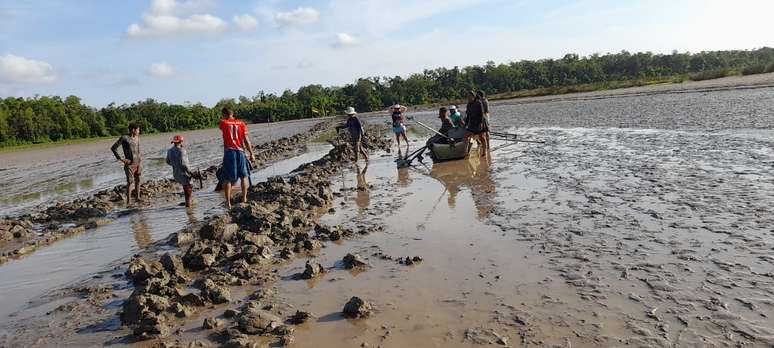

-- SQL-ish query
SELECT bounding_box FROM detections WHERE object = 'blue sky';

[1,0,773,107]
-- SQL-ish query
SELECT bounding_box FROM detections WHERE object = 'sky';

[1,0,773,107]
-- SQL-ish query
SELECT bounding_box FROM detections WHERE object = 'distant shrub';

[742,64,766,75]
[690,69,731,81]
[766,62,774,73]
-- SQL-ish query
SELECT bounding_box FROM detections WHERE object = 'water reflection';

[428,155,495,219]
[130,213,152,249]
[354,164,370,213]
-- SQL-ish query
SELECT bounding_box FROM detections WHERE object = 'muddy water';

[0,143,332,322]
[0,119,321,216]
[274,121,774,346]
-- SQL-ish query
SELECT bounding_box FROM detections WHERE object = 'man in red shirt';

[219,107,255,208]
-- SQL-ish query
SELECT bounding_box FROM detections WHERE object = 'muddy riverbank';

[0,120,337,265]
[1,78,773,347]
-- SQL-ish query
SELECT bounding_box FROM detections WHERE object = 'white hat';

[449,105,458,111]
[345,106,357,115]
[392,104,403,109]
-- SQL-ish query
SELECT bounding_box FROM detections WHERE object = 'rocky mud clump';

[117,127,390,344]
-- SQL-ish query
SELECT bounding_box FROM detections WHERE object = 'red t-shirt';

[220,118,248,151]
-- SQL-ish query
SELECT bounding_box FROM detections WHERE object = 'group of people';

[109,92,492,209]
[110,107,255,209]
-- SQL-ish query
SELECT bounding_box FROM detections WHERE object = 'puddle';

[0,143,332,322]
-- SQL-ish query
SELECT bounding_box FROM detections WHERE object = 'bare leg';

[240,177,249,204]
[183,185,193,207]
[134,174,141,201]
[401,133,409,150]
[361,147,369,161]
[224,182,232,209]
[126,182,132,205]
[395,134,401,149]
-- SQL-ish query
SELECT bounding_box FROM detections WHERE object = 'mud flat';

[0,120,336,264]
[1,78,774,347]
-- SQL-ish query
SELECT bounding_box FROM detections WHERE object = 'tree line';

[2,47,774,147]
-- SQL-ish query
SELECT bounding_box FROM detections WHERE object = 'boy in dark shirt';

[110,123,142,204]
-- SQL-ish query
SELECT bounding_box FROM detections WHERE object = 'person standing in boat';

[464,91,488,157]
[391,104,410,153]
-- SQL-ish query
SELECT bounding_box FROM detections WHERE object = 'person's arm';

[111,136,129,164]
[165,149,172,166]
[181,148,192,175]
[242,124,255,162]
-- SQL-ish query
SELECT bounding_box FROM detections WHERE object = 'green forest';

[2,47,774,147]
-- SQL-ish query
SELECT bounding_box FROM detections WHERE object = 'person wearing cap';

[390,104,410,151]
[449,105,464,128]
[166,135,195,207]
[337,107,369,162]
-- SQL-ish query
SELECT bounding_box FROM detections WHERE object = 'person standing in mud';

[464,92,488,157]
[391,104,410,153]
[338,107,369,162]
[110,123,142,205]
[477,90,491,155]
[219,107,255,209]
[166,135,195,207]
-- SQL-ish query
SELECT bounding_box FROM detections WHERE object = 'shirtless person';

[111,123,142,204]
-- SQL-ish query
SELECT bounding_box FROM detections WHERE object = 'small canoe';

[428,138,472,162]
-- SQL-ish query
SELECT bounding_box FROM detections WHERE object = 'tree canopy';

[2,47,773,147]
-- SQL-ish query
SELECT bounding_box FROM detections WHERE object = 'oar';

[414,120,452,141]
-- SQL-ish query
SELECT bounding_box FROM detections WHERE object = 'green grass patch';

[742,64,767,75]
[689,68,735,81]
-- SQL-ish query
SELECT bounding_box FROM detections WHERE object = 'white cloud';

[146,62,175,78]
[275,7,320,28]
[333,33,358,48]
[0,54,56,84]
[150,0,216,15]
[127,13,227,38]
[233,14,258,30]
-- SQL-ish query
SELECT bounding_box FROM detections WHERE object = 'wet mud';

[0,120,335,264]
[1,79,774,347]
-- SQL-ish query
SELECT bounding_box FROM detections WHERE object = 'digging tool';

[396,146,427,168]
[489,131,545,144]
[414,120,453,141]
[196,168,203,189]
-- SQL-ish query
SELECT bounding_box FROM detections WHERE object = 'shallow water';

[0,119,321,216]
[272,122,774,346]
[0,143,332,322]
[2,81,774,347]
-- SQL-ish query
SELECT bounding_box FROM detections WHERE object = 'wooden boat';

[426,127,470,161]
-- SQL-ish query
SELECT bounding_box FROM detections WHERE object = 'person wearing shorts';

[166,135,196,207]
[111,123,142,204]
[391,104,410,152]
[219,107,255,209]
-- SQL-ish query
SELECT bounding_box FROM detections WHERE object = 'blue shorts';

[222,149,249,184]
[393,125,406,134]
